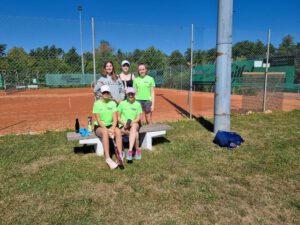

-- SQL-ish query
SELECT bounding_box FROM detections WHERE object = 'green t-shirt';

[133,75,155,100]
[92,100,117,126]
[117,100,142,125]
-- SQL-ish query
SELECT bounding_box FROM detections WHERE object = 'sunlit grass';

[0,110,299,224]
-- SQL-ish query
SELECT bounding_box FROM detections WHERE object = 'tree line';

[0,34,299,82]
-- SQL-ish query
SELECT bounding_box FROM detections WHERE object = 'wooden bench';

[67,124,173,156]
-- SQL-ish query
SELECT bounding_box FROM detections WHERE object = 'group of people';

[92,60,155,169]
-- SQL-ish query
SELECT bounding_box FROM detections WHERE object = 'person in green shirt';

[117,87,143,160]
[133,63,155,124]
[93,85,123,169]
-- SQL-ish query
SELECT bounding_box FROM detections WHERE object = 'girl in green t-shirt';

[133,63,155,124]
[117,87,143,161]
[93,85,123,169]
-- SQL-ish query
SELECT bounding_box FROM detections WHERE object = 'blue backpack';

[214,130,244,149]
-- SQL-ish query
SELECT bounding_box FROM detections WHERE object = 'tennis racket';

[110,135,124,170]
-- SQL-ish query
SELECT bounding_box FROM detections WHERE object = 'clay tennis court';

[0,88,299,136]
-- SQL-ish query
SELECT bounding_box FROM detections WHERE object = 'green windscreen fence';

[0,74,3,88]
[192,60,298,91]
[149,70,164,87]
[45,74,100,87]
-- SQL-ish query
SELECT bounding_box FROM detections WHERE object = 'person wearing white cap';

[119,60,135,93]
[94,61,125,103]
[117,87,143,161]
[93,85,124,169]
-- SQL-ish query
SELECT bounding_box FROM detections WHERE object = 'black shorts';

[94,124,112,134]
[137,100,152,113]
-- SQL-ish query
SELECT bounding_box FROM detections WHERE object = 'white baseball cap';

[126,87,136,94]
[100,85,110,93]
[121,60,130,66]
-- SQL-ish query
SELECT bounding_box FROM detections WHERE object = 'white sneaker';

[105,158,118,170]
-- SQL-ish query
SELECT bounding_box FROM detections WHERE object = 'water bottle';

[75,118,80,133]
[88,116,93,132]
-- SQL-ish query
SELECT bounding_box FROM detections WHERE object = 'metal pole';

[92,17,96,84]
[78,5,85,75]
[180,64,183,90]
[263,29,271,112]
[189,24,194,119]
[214,0,233,133]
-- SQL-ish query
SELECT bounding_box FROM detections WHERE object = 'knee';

[115,128,121,137]
[102,130,109,139]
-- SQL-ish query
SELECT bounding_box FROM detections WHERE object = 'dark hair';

[101,61,118,81]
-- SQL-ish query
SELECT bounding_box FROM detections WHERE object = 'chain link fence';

[1,15,299,111]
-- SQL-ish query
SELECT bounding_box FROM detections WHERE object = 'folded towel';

[79,128,90,137]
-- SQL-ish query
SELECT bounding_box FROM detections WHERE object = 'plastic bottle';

[88,116,93,132]
[75,118,80,133]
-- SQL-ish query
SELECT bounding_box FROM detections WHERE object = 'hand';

[108,127,115,138]
[151,105,154,112]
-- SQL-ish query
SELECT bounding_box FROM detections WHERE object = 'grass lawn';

[0,110,300,225]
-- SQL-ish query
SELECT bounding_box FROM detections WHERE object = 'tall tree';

[143,46,166,70]
[96,40,114,60]
[0,44,7,57]
[63,47,81,72]
[278,35,296,55]
[169,50,185,66]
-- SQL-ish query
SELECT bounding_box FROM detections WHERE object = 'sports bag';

[213,130,244,148]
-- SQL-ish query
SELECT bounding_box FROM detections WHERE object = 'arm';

[151,88,155,112]
[118,79,125,102]
[94,79,103,97]
[132,113,141,124]
[117,111,126,127]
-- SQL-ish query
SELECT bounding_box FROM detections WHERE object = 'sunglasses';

[102,91,110,95]
[122,64,130,67]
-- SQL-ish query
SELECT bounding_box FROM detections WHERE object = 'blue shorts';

[137,100,152,113]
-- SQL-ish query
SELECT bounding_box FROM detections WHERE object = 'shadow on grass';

[160,95,214,132]
[152,136,171,145]
[74,145,95,154]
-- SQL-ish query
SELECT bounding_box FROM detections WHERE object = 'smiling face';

[101,91,111,101]
[138,64,147,77]
[105,62,113,75]
[127,92,135,102]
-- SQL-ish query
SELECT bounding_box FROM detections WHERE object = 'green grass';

[0,110,300,225]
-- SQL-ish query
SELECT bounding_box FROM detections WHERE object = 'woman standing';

[119,60,135,92]
[94,61,125,103]
[133,63,155,124]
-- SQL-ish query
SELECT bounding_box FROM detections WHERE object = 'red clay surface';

[0,88,299,135]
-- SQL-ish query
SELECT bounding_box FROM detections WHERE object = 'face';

[122,64,130,73]
[138,65,147,76]
[105,62,113,74]
[101,91,110,100]
[127,92,135,101]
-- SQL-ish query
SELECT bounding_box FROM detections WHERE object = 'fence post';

[92,17,96,86]
[263,28,271,112]
[189,24,194,119]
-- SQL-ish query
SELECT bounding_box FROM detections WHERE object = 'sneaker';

[105,158,118,170]
[135,149,141,160]
[127,150,133,161]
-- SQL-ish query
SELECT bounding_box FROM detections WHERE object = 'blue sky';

[0,0,299,55]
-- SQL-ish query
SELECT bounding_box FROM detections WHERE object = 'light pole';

[77,5,85,75]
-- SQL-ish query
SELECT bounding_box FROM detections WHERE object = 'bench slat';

[67,124,173,141]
